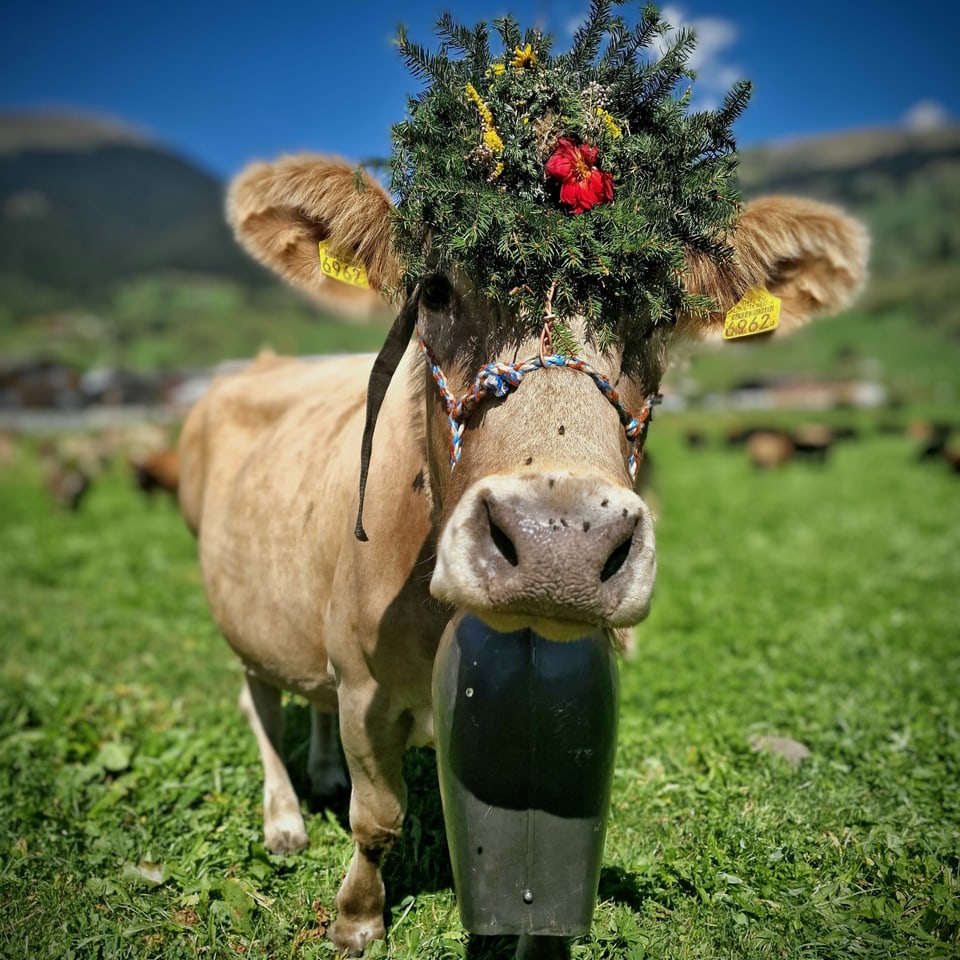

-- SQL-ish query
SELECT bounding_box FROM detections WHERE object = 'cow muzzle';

[430,471,656,641]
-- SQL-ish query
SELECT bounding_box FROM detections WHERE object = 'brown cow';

[43,457,91,512]
[177,149,866,956]
[130,447,180,499]
[791,422,835,463]
[746,429,796,469]
[944,447,960,474]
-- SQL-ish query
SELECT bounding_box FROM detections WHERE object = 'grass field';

[1,413,958,959]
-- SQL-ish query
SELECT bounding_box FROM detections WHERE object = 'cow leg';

[327,693,410,957]
[238,675,309,854]
[307,705,349,798]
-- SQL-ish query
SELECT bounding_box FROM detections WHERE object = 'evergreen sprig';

[389,1,751,346]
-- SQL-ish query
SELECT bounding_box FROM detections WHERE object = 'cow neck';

[354,289,420,542]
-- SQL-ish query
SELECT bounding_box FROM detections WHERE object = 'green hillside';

[0,111,958,402]
[0,112,385,369]
[0,112,265,298]
[667,125,960,406]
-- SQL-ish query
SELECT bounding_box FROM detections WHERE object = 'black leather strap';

[354,290,419,541]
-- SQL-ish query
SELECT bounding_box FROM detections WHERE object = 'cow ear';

[227,153,402,311]
[676,195,869,339]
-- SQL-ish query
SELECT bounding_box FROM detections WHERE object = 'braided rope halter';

[353,286,661,541]
[415,326,661,481]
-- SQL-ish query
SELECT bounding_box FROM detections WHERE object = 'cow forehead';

[415,279,668,390]
[420,299,607,376]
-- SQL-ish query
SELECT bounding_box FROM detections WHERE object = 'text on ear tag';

[723,287,781,340]
[318,240,370,289]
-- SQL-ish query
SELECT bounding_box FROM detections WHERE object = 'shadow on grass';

[598,864,647,911]
[384,747,453,900]
[282,701,453,894]
[280,701,650,958]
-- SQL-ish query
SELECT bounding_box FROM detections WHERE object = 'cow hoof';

[327,915,385,957]
[263,813,309,854]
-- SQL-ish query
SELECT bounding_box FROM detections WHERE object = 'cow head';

[227,156,866,642]
[408,266,663,641]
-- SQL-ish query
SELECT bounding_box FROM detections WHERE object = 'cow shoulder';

[177,352,373,534]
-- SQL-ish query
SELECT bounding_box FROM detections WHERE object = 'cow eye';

[421,274,453,312]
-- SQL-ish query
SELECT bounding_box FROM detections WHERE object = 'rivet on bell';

[522,889,534,904]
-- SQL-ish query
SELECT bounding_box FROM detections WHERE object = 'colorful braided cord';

[415,327,659,479]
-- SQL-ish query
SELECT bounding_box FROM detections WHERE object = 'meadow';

[1,411,958,959]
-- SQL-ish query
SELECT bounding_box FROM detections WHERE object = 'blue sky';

[2,0,958,180]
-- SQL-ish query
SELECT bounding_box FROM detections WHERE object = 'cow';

[790,422,835,464]
[176,148,866,956]
[130,447,180,500]
[915,421,953,462]
[43,456,91,512]
[38,436,98,512]
[745,429,796,469]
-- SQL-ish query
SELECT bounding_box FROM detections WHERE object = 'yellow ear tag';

[318,240,370,289]
[723,287,781,340]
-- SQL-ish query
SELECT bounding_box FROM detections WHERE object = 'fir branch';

[551,320,580,358]
[390,6,747,342]
[435,12,490,73]
[491,15,521,53]
[629,5,665,60]
[598,16,630,71]
[396,27,450,85]
[712,79,753,133]
[568,0,613,71]
[640,26,697,103]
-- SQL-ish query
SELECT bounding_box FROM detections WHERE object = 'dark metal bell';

[432,612,620,937]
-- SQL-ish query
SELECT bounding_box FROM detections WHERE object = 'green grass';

[1,416,958,959]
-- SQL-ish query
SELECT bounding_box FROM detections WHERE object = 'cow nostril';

[486,505,519,567]
[600,537,632,582]
[490,521,519,567]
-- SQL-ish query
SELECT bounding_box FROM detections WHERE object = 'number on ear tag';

[723,287,781,340]
[318,240,370,289]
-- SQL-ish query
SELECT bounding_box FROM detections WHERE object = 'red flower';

[545,137,614,214]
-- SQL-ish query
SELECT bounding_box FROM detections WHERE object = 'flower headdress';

[389,1,752,349]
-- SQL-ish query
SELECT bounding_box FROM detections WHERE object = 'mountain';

[737,124,960,282]
[3,111,957,301]
[0,110,956,379]
[0,111,264,298]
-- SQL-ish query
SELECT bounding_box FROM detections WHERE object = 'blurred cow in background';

[745,429,796,469]
[130,447,180,499]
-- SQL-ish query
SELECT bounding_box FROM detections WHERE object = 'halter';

[353,288,661,542]
[415,326,660,480]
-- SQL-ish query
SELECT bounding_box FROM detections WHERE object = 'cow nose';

[430,472,656,636]
[482,492,639,584]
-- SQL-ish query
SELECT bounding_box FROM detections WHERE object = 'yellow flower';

[483,129,504,153]
[511,43,536,69]
[488,62,506,77]
[466,83,497,130]
[465,83,487,118]
[596,108,622,139]
[465,81,503,181]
